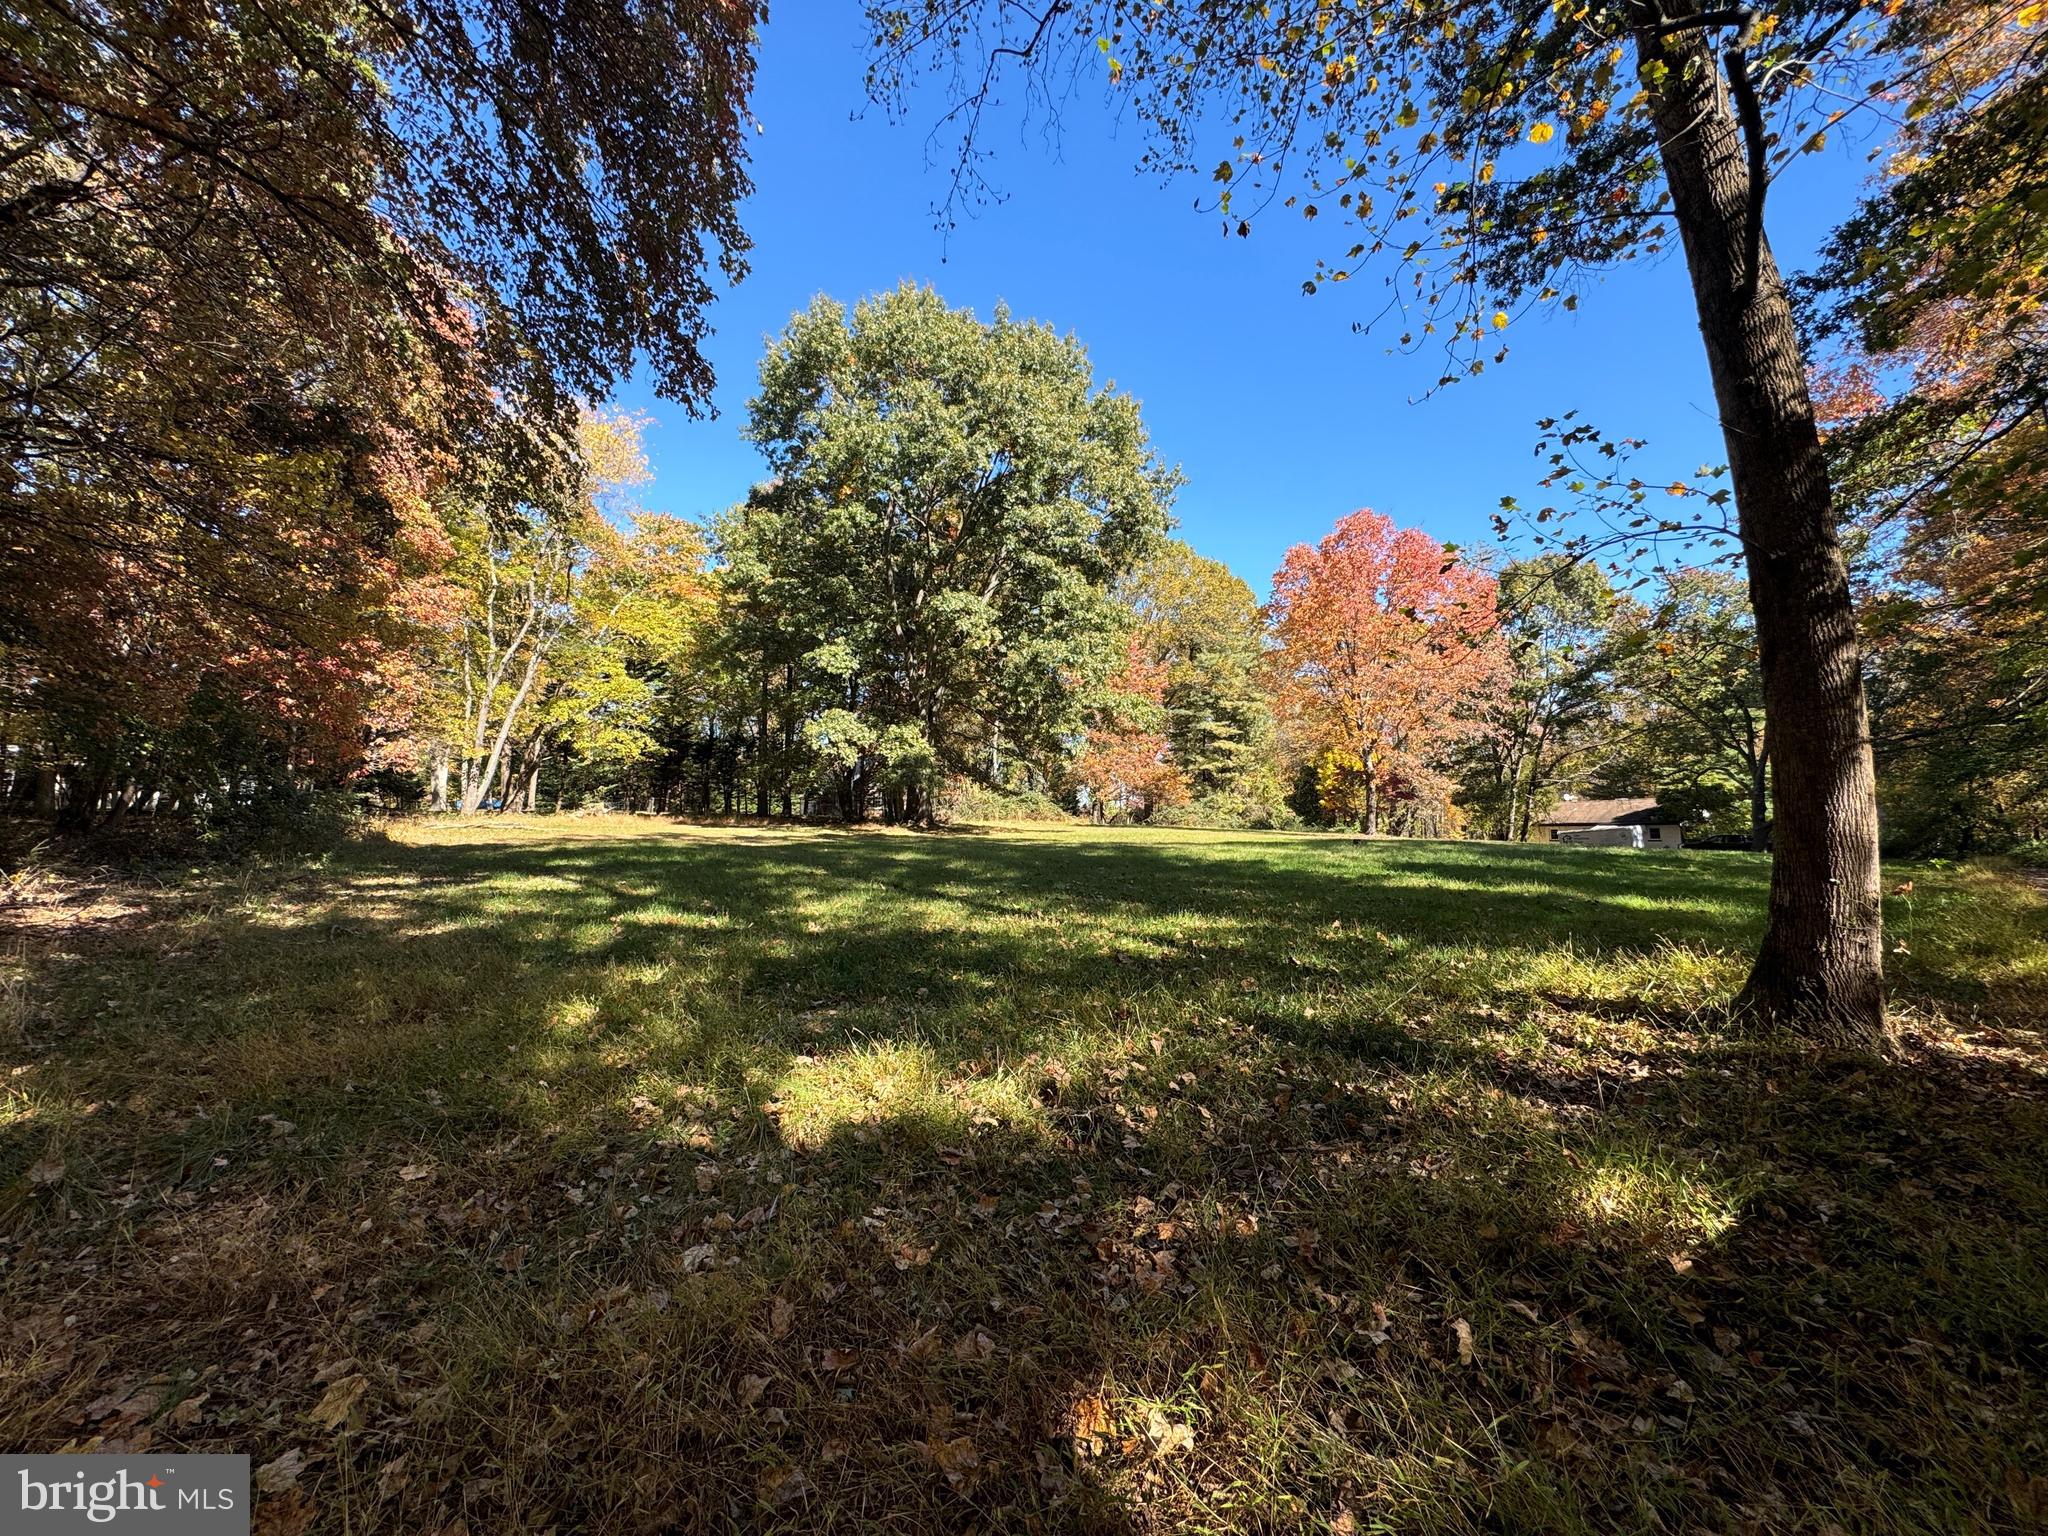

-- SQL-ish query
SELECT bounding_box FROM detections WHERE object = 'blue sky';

[613,6,1879,598]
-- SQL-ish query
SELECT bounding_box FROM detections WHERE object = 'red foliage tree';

[1268,509,1507,833]
[1073,638,1187,820]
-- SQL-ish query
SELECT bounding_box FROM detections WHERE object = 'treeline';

[3,0,2039,867]
[7,276,2040,856]
[330,285,2048,853]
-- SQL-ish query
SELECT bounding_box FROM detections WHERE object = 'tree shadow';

[0,827,2041,1532]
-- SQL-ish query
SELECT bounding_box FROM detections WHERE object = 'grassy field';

[2,818,2045,1534]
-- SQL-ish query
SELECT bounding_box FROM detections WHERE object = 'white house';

[1534,796,1684,849]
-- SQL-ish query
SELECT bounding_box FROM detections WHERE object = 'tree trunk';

[431,750,451,813]
[1639,20,1884,1045]
[1749,752,1770,853]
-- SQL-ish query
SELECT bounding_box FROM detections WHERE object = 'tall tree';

[1268,509,1506,834]
[1610,568,1772,849]
[1120,539,1283,816]
[725,285,1174,824]
[864,0,1971,1042]
[1,0,759,826]
[1803,3,2047,853]
[1466,555,1622,840]
[1072,637,1186,819]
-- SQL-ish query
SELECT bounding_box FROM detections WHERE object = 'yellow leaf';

[1492,311,1510,330]
[1528,121,1556,144]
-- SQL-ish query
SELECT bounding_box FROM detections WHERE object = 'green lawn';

[3,819,2044,1534]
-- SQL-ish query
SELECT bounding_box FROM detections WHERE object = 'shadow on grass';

[0,826,2042,1532]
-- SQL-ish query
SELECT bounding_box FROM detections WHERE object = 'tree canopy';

[718,284,1175,823]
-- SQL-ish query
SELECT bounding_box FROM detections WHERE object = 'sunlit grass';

[0,817,2042,1533]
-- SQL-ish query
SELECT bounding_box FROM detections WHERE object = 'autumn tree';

[1072,639,1186,819]
[1608,569,1772,848]
[1802,3,2047,853]
[862,0,1987,1040]
[1268,509,1506,834]
[1120,539,1286,821]
[1461,555,1623,840]
[1,0,758,826]
[404,413,703,815]
[723,285,1174,824]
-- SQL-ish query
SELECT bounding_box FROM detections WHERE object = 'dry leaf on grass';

[926,1434,979,1487]
[1071,1394,1111,1456]
[253,1487,315,1536]
[168,1392,209,1428]
[307,1374,367,1432]
[951,1329,994,1362]
[375,1455,410,1501]
[756,1465,811,1507]
[1144,1407,1194,1458]
[678,1242,715,1274]
[769,1296,795,1339]
[254,1450,306,1493]
[736,1373,771,1408]
[1450,1318,1475,1366]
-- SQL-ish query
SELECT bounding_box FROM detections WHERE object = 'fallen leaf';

[307,1374,368,1432]
[769,1295,795,1339]
[757,1465,811,1507]
[1450,1317,1475,1366]
[255,1449,306,1493]
[1144,1406,1194,1458]
[374,1455,410,1501]
[678,1242,716,1274]
[952,1329,995,1362]
[168,1392,210,1428]
[28,1152,65,1186]
[927,1434,979,1487]
[396,1164,434,1182]
[253,1487,316,1536]
[736,1373,771,1409]
[1072,1393,1111,1451]
[820,1347,859,1372]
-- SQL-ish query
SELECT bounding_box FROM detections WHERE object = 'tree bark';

[1748,749,1770,854]
[1639,19,1885,1045]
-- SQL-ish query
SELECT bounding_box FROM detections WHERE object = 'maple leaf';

[308,1374,368,1432]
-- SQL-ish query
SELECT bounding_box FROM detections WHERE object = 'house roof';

[1537,797,1667,827]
